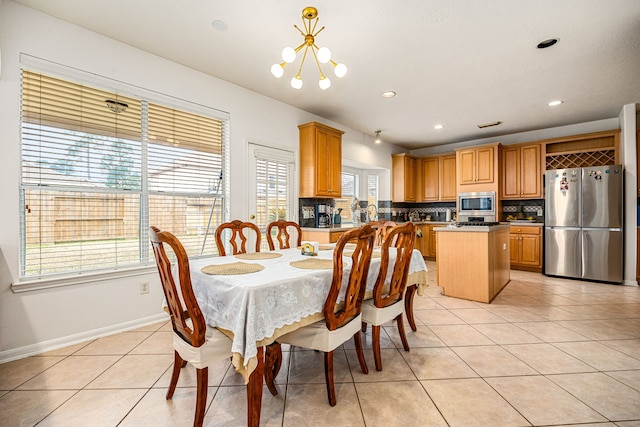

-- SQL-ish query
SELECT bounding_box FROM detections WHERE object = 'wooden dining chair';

[266,220,302,250]
[265,224,376,406]
[214,220,261,256]
[372,219,397,247]
[149,226,233,427]
[361,222,416,371]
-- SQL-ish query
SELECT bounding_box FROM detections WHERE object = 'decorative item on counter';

[351,197,360,224]
[300,241,319,256]
[333,208,342,224]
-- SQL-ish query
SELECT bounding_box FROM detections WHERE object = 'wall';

[0,1,398,360]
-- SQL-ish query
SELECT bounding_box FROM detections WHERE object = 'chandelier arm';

[293,24,305,37]
[294,41,306,53]
[312,26,325,37]
[296,45,311,77]
[310,18,319,35]
[311,46,327,79]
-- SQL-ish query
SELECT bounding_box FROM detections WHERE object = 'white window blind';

[20,70,228,280]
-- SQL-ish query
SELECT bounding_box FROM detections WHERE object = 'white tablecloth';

[185,247,427,371]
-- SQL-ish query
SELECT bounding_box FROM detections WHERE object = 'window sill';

[11,264,157,293]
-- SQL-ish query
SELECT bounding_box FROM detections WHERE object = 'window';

[334,171,358,224]
[20,70,229,279]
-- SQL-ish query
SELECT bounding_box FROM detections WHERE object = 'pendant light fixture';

[270,7,347,90]
[374,130,382,144]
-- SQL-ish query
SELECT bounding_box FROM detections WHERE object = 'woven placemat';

[343,251,381,258]
[234,252,282,260]
[201,262,265,275]
[290,259,334,270]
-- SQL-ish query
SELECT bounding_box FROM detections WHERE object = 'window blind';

[20,69,228,280]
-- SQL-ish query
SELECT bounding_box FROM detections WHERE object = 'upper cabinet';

[392,154,417,202]
[501,143,542,199]
[457,144,497,186]
[420,157,439,201]
[439,154,457,201]
[299,122,344,198]
[419,154,456,202]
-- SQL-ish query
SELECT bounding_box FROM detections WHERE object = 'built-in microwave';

[458,191,496,218]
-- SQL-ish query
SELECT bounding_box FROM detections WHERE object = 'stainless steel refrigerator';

[544,165,623,283]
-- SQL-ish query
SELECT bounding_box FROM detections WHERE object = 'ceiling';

[12,0,640,149]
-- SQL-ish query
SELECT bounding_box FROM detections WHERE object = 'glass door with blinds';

[247,143,295,251]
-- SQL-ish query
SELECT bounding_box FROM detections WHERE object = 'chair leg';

[194,367,208,427]
[324,351,337,407]
[371,325,383,371]
[405,284,418,331]
[264,342,282,396]
[352,331,369,375]
[361,322,368,333]
[166,351,184,400]
[396,314,410,352]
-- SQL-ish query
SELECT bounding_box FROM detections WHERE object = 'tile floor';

[2,262,640,426]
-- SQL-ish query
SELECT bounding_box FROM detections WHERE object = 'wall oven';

[457,191,496,221]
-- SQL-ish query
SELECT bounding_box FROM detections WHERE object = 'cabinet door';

[421,157,439,201]
[428,227,438,257]
[405,156,417,201]
[509,234,520,265]
[314,128,332,197]
[416,225,429,256]
[327,131,342,197]
[440,155,457,200]
[520,144,541,199]
[519,234,541,267]
[475,147,494,183]
[458,150,476,185]
[501,146,521,199]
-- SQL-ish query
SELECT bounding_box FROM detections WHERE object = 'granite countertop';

[434,223,511,232]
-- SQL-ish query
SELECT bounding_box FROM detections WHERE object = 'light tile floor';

[2,262,640,426]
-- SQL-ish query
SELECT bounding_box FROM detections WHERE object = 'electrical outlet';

[139,282,149,294]
[537,208,543,217]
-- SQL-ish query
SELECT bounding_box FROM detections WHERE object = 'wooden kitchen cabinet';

[415,224,430,257]
[299,122,344,198]
[420,157,439,201]
[428,225,438,258]
[301,228,349,243]
[501,143,542,199]
[392,154,417,202]
[440,154,457,201]
[509,225,542,271]
[419,154,456,202]
[457,144,497,186]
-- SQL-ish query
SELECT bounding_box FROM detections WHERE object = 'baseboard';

[0,312,169,364]
[623,279,639,287]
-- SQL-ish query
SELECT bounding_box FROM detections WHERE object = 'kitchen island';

[300,225,357,243]
[434,223,510,303]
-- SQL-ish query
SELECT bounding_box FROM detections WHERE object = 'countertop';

[435,223,511,232]
[301,220,449,232]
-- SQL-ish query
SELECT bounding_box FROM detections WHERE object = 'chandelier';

[270,7,347,90]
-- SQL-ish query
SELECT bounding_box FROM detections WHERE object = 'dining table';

[184,243,428,426]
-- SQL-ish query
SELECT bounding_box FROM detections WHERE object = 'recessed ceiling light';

[548,100,563,107]
[434,124,444,130]
[381,91,396,98]
[537,38,558,49]
[211,20,229,31]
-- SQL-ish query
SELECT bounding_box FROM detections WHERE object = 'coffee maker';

[314,204,331,228]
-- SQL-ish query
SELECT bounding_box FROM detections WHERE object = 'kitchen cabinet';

[501,143,542,199]
[428,225,438,257]
[457,144,497,186]
[440,154,457,201]
[420,157,439,201]
[419,154,456,202]
[299,122,344,198]
[509,225,542,271]
[301,228,350,243]
[392,154,417,202]
[415,224,430,256]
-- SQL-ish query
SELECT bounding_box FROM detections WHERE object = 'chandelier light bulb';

[291,76,303,89]
[281,47,296,63]
[334,63,348,78]
[271,63,285,78]
[317,47,331,64]
[319,76,331,90]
